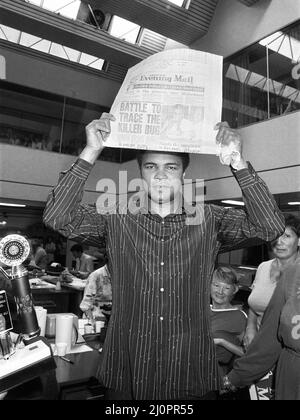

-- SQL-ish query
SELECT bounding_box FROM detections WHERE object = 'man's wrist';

[80,145,103,165]
[231,158,248,171]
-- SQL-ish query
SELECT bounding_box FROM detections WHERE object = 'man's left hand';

[215,122,247,170]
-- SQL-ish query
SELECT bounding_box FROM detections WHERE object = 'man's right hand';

[80,113,116,164]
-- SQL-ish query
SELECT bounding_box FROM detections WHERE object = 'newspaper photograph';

[107,48,223,154]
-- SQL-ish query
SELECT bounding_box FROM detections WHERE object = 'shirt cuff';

[232,162,258,189]
[69,158,94,180]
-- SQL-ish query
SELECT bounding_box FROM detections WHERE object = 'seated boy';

[210,266,248,378]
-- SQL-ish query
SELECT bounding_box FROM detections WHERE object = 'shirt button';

[160,288,164,292]
[160,262,164,266]
[160,316,164,321]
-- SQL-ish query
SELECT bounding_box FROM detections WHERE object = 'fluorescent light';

[0,221,7,226]
[288,202,300,206]
[0,202,26,207]
[238,266,256,270]
[221,200,245,206]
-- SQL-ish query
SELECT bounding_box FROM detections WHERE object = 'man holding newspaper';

[43,49,284,400]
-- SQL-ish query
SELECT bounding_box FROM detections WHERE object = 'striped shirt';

[43,158,284,400]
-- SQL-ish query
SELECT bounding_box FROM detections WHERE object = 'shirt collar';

[126,191,197,218]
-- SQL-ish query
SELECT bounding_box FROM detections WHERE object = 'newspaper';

[107,48,223,154]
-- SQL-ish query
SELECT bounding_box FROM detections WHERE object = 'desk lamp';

[0,234,40,341]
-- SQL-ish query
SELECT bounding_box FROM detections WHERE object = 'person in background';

[224,258,300,400]
[210,266,249,400]
[80,264,112,321]
[244,214,300,346]
[70,244,94,279]
[54,236,67,266]
[43,112,284,400]
[210,266,247,378]
[242,214,300,399]
[29,238,47,270]
[45,236,56,265]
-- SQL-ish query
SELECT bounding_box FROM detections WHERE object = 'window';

[25,0,81,20]
[167,0,190,9]
[108,16,141,44]
[223,20,300,128]
[0,25,105,71]
[0,81,136,163]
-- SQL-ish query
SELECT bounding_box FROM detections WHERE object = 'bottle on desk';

[56,277,61,291]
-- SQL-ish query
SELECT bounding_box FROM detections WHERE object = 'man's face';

[140,152,184,206]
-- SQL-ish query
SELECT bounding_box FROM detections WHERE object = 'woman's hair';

[284,213,300,237]
[212,266,238,286]
[136,150,190,172]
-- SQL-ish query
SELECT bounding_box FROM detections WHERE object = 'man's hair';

[212,266,238,286]
[70,244,83,253]
[284,213,300,237]
[136,150,190,172]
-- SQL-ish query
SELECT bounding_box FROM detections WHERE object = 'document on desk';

[107,48,223,154]
[51,343,93,354]
[29,278,56,289]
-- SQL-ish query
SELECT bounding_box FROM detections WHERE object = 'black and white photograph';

[0,0,299,405]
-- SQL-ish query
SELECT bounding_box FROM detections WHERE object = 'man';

[70,243,94,279]
[43,112,284,400]
[80,264,112,319]
[29,238,47,270]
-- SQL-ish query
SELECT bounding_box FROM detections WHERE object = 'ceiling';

[82,0,220,46]
[0,0,263,70]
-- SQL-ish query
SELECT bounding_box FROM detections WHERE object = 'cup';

[34,306,47,337]
[45,315,56,338]
[95,320,105,333]
[56,342,67,357]
[84,324,94,334]
[0,332,14,360]
[55,314,78,353]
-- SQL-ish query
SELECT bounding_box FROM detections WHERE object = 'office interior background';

[0,0,299,271]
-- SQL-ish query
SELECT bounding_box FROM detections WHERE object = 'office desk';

[55,349,104,400]
[32,287,77,314]
[4,339,105,400]
[31,276,85,316]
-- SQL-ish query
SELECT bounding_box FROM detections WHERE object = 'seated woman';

[210,266,249,399]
